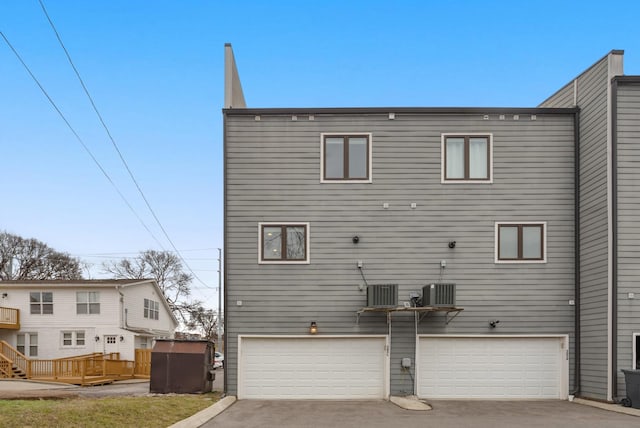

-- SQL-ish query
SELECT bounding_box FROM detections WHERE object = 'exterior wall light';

[1,293,7,298]
[309,321,318,335]
[95,336,100,342]
[119,335,124,342]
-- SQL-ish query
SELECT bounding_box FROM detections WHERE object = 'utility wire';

[0,31,165,251]
[38,0,213,291]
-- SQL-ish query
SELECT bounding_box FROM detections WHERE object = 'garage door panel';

[240,336,386,399]
[418,337,565,399]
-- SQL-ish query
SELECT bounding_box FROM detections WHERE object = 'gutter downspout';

[571,110,582,397]
[611,78,619,401]
[223,109,228,397]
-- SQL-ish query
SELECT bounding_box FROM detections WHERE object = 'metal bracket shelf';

[356,306,464,325]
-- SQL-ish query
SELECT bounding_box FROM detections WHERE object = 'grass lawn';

[0,393,220,428]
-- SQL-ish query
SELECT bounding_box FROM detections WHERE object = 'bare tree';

[187,306,218,341]
[0,231,83,280]
[101,250,196,322]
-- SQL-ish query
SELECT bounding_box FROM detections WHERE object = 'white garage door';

[239,336,388,399]
[417,336,567,399]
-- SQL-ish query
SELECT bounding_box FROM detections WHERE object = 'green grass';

[0,393,220,428]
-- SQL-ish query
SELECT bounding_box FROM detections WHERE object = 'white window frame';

[76,291,100,315]
[30,291,53,315]
[495,221,547,264]
[144,298,160,320]
[17,333,38,357]
[633,333,639,370]
[320,133,373,183]
[441,133,493,184]
[61,331,86,348]
[258,222,310,265]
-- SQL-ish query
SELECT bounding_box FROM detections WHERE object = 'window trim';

[61,330,86,348]
[441,133,493,183]
[495,222,547,264]
[633,333,639,370]
[76,291,101,315]
[144,298,160,320]
[29,291,53,315]
[320,133,372,183]
[258,222,310,264]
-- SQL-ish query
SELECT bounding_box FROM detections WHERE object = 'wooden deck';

[0,307,20,330]
[1,340,149,386]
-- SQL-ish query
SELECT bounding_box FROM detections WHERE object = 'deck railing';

[0,307,20,330]
[0,340,137,384]
[0,340,28,376]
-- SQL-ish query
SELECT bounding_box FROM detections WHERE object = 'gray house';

[223,45,640,403]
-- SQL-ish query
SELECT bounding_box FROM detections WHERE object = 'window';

[321,134,371,182]
[30,292,53,314]
[496,222,546,263]
[62,331,85,347]
[76,291,100,314]
[139,337,149,349]
[106,335,117,344]
[17,333,38,357]
[144,298,159,320]
[442,134,492,182]
[259,223,310,264]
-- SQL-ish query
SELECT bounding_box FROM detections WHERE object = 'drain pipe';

[611,79,619,401]
[571,110,582,397]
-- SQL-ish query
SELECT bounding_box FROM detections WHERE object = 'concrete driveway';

[201,399,638,428]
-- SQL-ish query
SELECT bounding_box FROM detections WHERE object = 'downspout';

[117,286,125,328]
[611,78,619,400]
[223,109,228,397]
[571,109,582,397]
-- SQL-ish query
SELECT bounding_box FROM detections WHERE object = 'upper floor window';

[76,291,100,314]
[30,292,53,314]
[259,223,310,264]
[321,134,372,182]
[496,222,546,263]
[442,134,492,183]
[144,298,159,320]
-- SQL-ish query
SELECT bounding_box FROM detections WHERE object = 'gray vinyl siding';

[615,81,640,399]
[541,55,613,400]
[225,111,576,396]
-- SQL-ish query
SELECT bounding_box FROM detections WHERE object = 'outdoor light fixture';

[95,336,100,342]
[119,336,124,342]
[448,241,456,249]
[1,293,7,298]
[309,321,318,335]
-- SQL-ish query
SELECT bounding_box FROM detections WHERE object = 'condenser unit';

[422,283,456,307]
[367,284,398,307]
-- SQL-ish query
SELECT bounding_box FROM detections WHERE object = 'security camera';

[352,236,360,244]
[489,320,500,328]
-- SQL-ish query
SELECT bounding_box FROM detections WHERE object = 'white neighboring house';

[0,279,178,362]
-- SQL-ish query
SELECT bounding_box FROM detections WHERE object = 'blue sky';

[1,0,639,309]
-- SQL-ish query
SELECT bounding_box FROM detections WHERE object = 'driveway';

[201,399,638,428]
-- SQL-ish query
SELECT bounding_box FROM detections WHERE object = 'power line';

[38,0,213,291]
[0,30,166,251]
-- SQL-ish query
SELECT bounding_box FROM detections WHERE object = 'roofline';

[0,279,152,287]
[612,75,640,84]
[539,49,625,106]
[223,107,578,116]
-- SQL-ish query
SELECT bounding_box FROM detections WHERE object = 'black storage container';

[621,369,640,409]
[150,339,215,394]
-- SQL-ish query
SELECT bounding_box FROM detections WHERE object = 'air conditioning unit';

[367,284,398,307]
[422,283,456,307]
